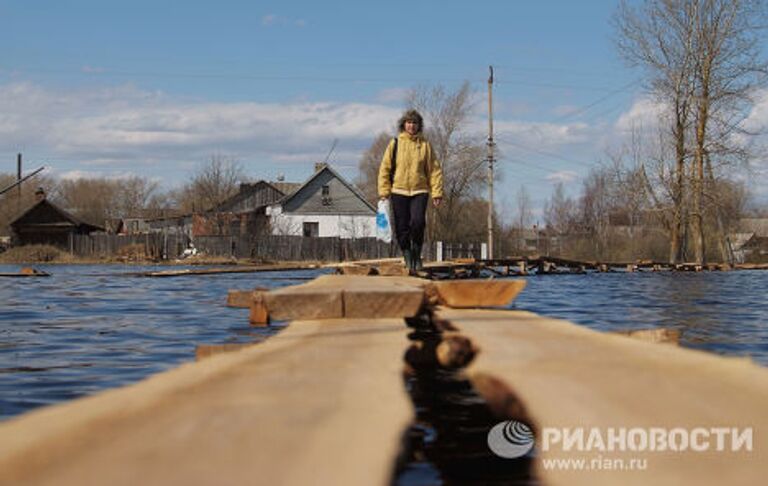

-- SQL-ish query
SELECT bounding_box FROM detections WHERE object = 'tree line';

[0,156,246,235]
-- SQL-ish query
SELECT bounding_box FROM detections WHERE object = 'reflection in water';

[0,264,328,420]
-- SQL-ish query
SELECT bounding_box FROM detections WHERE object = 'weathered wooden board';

[0,267,51,277]
[226,289,253,308]
[0,318,413,486]
[134,263,320,278]
[435,307,768,486]
[264,275,426,320]
[430,279,526,308]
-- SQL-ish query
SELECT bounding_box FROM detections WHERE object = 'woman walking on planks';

[378,109,443,274]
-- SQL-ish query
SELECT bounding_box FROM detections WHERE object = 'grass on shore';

[0,244,267,266]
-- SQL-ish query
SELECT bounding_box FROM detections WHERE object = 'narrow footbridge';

[1,274,766,486]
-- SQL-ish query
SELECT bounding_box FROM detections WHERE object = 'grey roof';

[275,165,376,213]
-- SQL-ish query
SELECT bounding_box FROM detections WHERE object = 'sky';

[2,0,767,223]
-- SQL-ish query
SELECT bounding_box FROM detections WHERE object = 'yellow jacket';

[378,132,443,198]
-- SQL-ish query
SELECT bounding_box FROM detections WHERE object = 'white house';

[266,164,377,239]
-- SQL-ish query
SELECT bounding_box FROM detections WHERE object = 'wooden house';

[266,164,376,239]
[10,190,103,248]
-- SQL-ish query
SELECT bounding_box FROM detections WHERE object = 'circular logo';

[487,420,535,458]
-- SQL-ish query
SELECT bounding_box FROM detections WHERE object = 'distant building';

[10,188,103,248]
[266,164,376,239]
[192,180,288,237]
[728,219,768,262]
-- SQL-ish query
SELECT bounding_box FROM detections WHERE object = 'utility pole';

[487,66,495,260]
[17,153,22,213]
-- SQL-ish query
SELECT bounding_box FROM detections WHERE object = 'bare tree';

[615,0,698,262]
[515,185,533,231]
[355,132,391,204]
[57,178,121,226]
[115,176,161,218]
[689,0,766,263]
[171,155,245,213]
[544,183,578,236]
[407,82,487,242]
[615,0,767,263]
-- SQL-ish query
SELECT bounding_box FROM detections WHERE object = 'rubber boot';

[402,248,413,272]
[412,242,423,272]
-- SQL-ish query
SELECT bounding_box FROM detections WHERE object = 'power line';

[495,137,597,170]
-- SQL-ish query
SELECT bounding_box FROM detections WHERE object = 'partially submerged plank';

[226,289,253,308]
[264,275,426,320]
[0,267,51,278]
[194,342,253,360]
[434,307,768,486]
[134,263,320,278]
[0,318,413,486]
[430,279,526,308]
[612,327,681,345]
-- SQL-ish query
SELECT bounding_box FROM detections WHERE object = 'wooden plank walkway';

[434,307,768,486]
[2,273,767,485]
[0,317,412,486]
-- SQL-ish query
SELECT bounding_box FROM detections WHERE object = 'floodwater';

[1,265,766,484]
[1,265,766,421]
[514,270,768,365]
[0,264,327,420]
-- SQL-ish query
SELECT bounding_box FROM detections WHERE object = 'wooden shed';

[10,194,103,248]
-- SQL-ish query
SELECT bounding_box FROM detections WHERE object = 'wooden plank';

[264,275,426,320]
[194,342,253,360]
[343,279,425,318]
[430,279,526,308]
[434,307,768,486]
[132,263,321,278]
[249,290,269,326]
[0,267,51,278]
[612,327,681,345]
[226,289,252,308]
[265,284,344,320]
[0,318,413,486]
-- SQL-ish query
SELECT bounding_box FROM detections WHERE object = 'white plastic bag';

[376,199,392,243]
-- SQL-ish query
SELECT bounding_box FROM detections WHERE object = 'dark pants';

[391,193,428,251]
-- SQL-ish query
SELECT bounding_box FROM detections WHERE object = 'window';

[303,222,319,237]
[321,185,331,206]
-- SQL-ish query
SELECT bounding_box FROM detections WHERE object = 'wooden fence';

[71,233,491,262]
[71,233,189,260]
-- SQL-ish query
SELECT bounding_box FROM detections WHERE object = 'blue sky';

[2,0,767,222]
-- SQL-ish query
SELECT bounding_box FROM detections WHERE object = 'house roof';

[274,164,376,213]
[213,180,285,213]
[270,181,302,197]
[728,233,756,251]
[10,198,104,232]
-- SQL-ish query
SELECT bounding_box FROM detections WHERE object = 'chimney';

[314,162,327,172]
[34,187,46,202]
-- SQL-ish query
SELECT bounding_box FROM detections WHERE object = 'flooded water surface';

[1,265,766,423]
[0,264,327,420]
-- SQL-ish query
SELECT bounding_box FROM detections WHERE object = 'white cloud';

[614,97,665,134]
[495,119,592,149]
[0,82,400,186]
[375,87,409,104]
[261,14,307,28]
[261,14,277,26]
[545,170,579,185]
